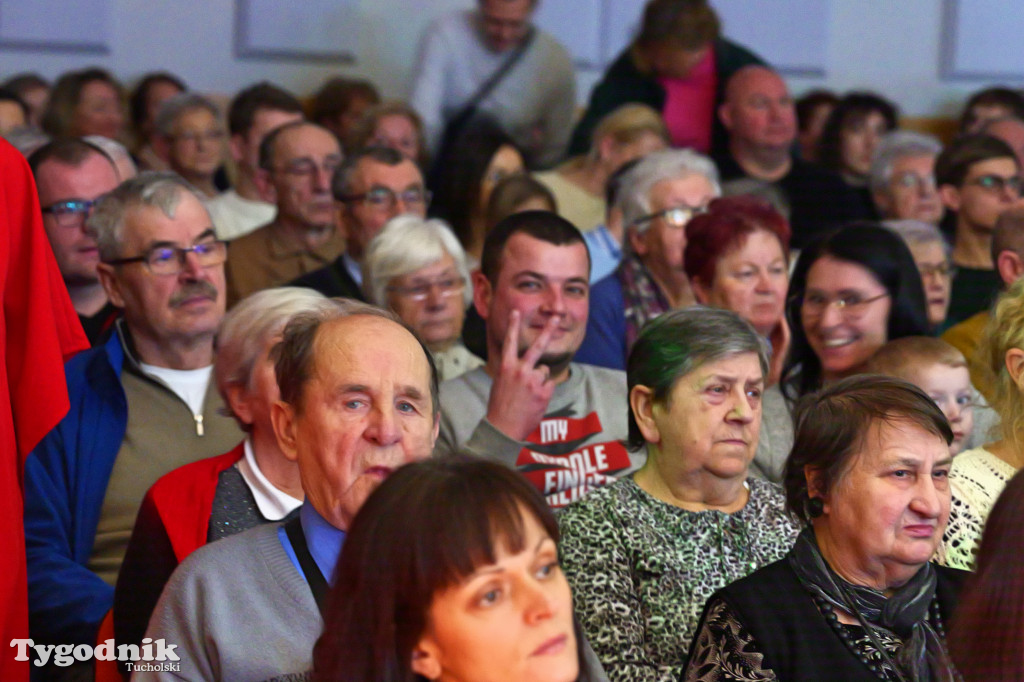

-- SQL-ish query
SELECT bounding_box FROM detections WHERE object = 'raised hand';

[485,310,559,441]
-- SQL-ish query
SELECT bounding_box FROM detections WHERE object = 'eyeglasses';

[273,157,342,180]
[968,174,1023,195]
[387,276,465,302]
[41,199,98,227]
[103,240,227,276]
[340,186,432,212]
[799,291,890,318]
[918,262,956,279]
[632,204,708,228]
[893,171,937,192]
[171,129,225,145]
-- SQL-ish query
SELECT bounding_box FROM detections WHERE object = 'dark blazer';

[289,256,366,301]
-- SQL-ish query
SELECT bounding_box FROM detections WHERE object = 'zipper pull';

[194,413,205,436]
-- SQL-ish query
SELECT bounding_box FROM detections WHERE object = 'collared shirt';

[584,224,622,283]
[278,503,346,584]
[225,222,345,306]
[342,252,362,286]
[237,438,303,521]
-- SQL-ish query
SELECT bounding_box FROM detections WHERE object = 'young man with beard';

[436,211,641,508]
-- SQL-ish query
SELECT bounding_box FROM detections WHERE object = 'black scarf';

[788,528,958,682]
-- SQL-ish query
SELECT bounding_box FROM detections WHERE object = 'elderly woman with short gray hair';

[576,149,721,370]
[362,215,482,381]
[559,306,800,681]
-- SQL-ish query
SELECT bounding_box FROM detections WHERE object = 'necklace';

[813,595,946,681]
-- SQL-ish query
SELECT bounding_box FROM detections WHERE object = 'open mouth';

[364,465,393,479]
[822,336,857,348]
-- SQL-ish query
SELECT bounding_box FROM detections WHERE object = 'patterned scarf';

[788,528,958,682]
[617,251,671,350]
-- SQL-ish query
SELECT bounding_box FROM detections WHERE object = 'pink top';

[658,49,717,153]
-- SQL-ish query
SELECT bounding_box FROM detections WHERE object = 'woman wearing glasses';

[362,215,482,381]
[781,223,930,400]
[576,149,720,370]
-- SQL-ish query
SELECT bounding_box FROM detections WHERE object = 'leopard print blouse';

[557,476,800,682]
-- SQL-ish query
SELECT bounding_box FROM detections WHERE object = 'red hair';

[684,195,791,287]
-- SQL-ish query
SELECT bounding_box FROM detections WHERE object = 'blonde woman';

[943,277,1024,569]
[535,103,668,233]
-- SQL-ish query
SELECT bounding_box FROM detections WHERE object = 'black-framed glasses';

[968,174,1023,195]
[339,186,432,212]
[41,199,98,227]
[387,276,465,302]
[799,291,890,318]
[632,204,708,228]
[103,240,227,276]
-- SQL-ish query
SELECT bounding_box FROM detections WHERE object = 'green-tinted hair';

[626,306,770,449]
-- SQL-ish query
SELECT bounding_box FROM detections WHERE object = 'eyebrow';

[467,536,552,579]
[142,228,217,252]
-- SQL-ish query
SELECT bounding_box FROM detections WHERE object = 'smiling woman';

[782,223,930,400]
[312,455,601,682]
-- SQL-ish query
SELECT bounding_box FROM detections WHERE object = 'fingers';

[522,315,559,369]
[501,310,521,365]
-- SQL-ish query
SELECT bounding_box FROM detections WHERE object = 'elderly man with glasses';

[869,130,945,225]
[576,149,720,370]
[29,138,123,344]
[291,146,431,300]
[23,172,243,667]
[224,120,345,306]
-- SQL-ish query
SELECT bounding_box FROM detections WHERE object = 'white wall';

[0,0,1014,118]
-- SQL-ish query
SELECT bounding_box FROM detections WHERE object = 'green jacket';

[568,37,765,157]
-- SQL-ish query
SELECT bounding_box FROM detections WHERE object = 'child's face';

[909,364,974,455]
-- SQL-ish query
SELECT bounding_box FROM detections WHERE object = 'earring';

[807,496,824,518]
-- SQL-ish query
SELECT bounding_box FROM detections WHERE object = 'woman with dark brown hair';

[313,456,602,682]
[41,67,126,141]
[685,375,966,681]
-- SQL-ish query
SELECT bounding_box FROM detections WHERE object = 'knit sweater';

[138,522,320,682]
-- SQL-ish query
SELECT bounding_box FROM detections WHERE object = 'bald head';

[719,66,796,153]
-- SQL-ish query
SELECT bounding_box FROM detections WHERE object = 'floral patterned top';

[684,598,906,681]
[557,476,800,682]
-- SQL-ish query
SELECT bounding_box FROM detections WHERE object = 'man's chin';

[536,351,573,377]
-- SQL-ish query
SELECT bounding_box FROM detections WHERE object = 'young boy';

[867,336,975,455]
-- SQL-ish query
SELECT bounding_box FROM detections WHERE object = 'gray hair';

[868,130,943,194]
[83,134,137,179]
[273,298,439,418]
[618,148,721,234]
[214,287,334,429]
[332,145,406,200]
[362,216,471,308]
[89,171,207,261]
[626,306,770,449]
[883,218,950,258]
[154,92,221,138]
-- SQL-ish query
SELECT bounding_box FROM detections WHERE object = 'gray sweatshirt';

[437,363,644,508]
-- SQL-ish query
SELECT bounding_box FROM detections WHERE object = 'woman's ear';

[1005,347,1024,388]
[410,639,442,680]
[630,385,661,445]
[804,466,829,514]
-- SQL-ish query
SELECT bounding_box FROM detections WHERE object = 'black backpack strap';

[284,515,329,616]
[454,25,536,119]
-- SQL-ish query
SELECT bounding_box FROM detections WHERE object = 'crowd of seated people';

[5,0,1024,679]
